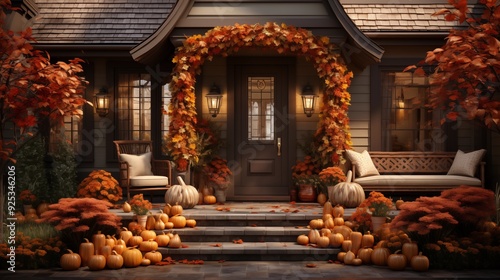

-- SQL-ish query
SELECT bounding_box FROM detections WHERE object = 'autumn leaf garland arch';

[167,22,353,171]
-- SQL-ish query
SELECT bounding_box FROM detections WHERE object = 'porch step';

[155,241,340,261]
[160,226,309,242]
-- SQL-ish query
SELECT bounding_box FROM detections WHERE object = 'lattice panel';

[369,152,455,174]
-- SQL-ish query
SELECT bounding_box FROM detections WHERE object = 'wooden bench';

[350,151,485,193]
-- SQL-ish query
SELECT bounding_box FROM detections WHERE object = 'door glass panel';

[248,77,274,141]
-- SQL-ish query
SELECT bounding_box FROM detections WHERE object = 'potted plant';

[129,194,153,227]
[358,191,394,232]
[318,166,346,202]
[291,156,321,202]
[202,156,232,203]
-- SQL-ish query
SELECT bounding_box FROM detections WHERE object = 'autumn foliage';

[168,22,352,170]
[406,0,500,131]
[39,198,121,251]
[0,0,88,162]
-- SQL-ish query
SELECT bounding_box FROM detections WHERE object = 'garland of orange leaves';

[168,22,352,171]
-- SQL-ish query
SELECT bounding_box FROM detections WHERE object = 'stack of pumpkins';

[13,202,50,223]
[60,229,183,271]
[296,202,430,272]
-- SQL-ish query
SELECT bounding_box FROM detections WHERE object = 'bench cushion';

[447,149,486,177]
[130,175,169,187]
[346,150,380,177]
[354,175,482,186]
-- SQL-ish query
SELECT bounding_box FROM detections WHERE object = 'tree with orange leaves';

[406,0,500,132]
[1,0,88,238]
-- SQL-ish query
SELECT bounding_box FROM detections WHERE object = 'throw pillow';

[447,149,486,177]
[345,150,380,178]
[119,152,154,177]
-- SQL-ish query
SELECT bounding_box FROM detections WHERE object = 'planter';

[371,216,387,232]
[214,189,226,203]
[298,184,317,202]
[137,215,148,228]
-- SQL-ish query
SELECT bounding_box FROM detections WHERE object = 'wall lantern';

[396,89,405,109]
[94,87,110,117]
[301,84,316,117]
[206,84,223,118]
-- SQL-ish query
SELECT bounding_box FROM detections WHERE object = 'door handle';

[277,137,281,157]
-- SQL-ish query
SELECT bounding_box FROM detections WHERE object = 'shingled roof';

[30,0,455,46]
[341,4,456,32]
[31,0,177,45]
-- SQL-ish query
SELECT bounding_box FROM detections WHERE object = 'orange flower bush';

[19,189,37,205]
[129,194,153,215]
[318,166,346,186]
[77,170,122,204]
[291,156,321,180]
[39,198,121,251]
[358,191,394,217]
[167,22,352,170]
[203,156,232,188]
[0,222,64,269]
[349,206,372,233]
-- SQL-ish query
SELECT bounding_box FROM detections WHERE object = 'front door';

[230,58,294,200]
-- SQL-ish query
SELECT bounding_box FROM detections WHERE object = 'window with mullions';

[117,73,152,140]
[381,72,445,152]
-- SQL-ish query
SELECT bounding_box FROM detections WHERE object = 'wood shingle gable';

[31,0,177,45]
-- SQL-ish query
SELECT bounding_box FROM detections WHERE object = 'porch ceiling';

[130,0,384,70]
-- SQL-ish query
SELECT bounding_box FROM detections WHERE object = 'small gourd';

[156,231,171,247]
[308,229,320,244]
[309,219,324,229]
[79,238,94,267]
[139,239,159,252]
[170,203,183,216]
[60,249,81,271]
[344,250,356,265]
[101,245,112,259]
[203,195,217,205]
[333,214,344,226]
[341,240,352,252]
[105,235,115,247]
[128,235,143,247]
[88,254,106,271]
[106,250,123,269]
[396,198,405,210]
[140,229,157,241]
[361,231,374,248]
[337,252,346,262]
[164,176,199,209]
[316,233,330,248]
[144,250,163,264]
[186,219,197,228]
[410,252,429,272]
[329,232,344,248]
[332,204,344,218]
[156,210,169,224]
[155,219,166,230]
[317,193,327,206]
[402,242,418,265]
[349,231,362,255]
[145,215,156,230]
[387,250,407,270]
[141,257,151,266]
[170,214,187,228]
[163,204,172,216]
[323,201,333,216]
[122,247,142,268]
[122,201,131,213]
[168,233,182,248]
[119,227,133,245]
[324,216,335,229]
[357,247,373,264]
[371,247,390,266]
[328,171,365,208]
[296,234,309,245]
[92,231,105,255]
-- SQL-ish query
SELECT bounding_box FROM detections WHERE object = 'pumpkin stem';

[177,176,186,186]
[67,249,74,254]
[346,170,353,183]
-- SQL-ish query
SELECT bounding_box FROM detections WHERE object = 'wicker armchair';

[114,140,172,200]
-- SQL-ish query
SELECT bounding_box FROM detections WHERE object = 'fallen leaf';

[218,260,226,263]
[269,210,275,213]
[232,239,243,244]
[292,210,300,213]
[250,224,257,227]
[215,207,224,211]
[306,263,317,268]
[210,243,222,247]
[181,244,189,248]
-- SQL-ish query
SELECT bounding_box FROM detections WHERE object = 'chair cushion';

[130,175,169,187]
[447,149,486,177]
[354,174,481,186]
[119,152,154,177]
[345,150,380,178]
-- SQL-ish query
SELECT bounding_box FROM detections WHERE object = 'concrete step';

[155,241,340,261]
[159,226,309,242]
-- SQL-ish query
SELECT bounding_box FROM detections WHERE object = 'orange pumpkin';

[203,195,217,205]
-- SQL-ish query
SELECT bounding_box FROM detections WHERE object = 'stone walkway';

[1,261,499,279]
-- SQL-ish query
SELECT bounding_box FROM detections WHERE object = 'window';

[117,73,152,140]
[50,115,82,152]
[381,72,445,151]
[116,71,172,151]
[247,77,275,141]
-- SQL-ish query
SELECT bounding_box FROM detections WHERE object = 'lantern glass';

[301,85,316,117]
[94,88,110,117]
[206,84,222,117]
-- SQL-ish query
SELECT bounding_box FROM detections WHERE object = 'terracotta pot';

[137,215,148,228]
[298,184,317,202]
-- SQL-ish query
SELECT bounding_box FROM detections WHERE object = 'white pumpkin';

[328,171,365,208]
[164,176,199,209]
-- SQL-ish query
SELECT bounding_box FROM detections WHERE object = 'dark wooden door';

[232,62,291,200]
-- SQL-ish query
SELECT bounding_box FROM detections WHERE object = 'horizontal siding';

[348,66,370,151]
